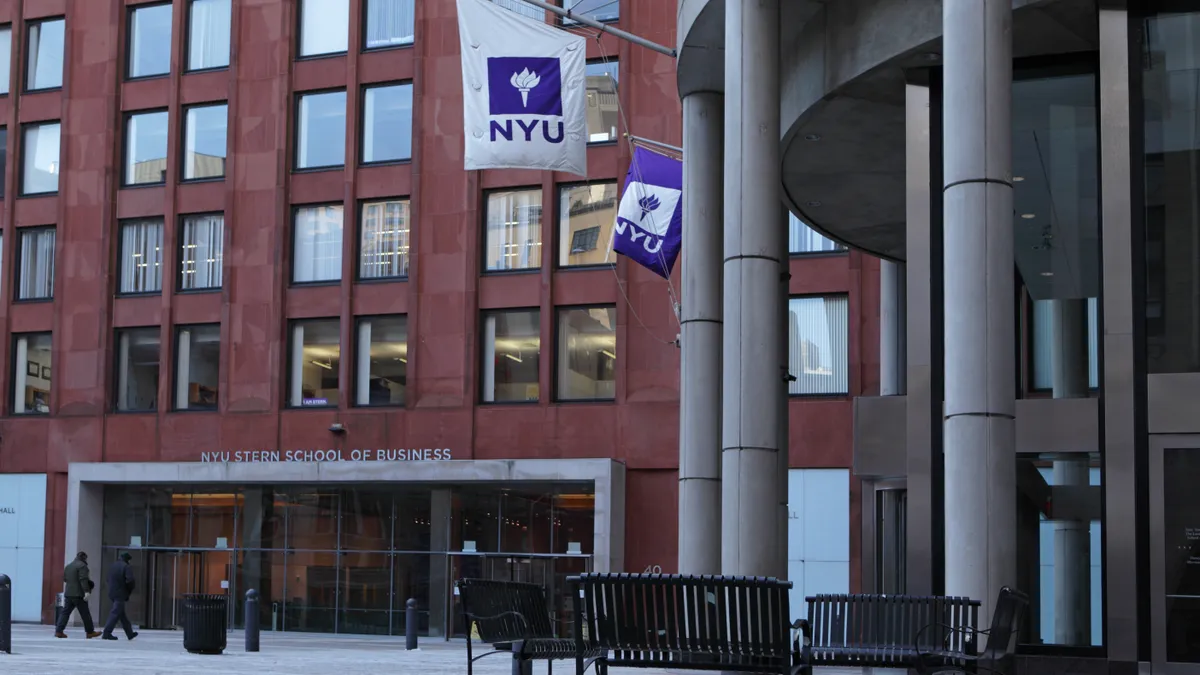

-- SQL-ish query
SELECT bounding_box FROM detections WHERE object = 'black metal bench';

[795,586,1029,675]
[457,578,603,675]
[570,573,801,675]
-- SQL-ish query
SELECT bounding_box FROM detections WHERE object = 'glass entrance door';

[1151,437,1200,672]
[145,550,203,630]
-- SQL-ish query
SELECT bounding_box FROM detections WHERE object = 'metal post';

[0,573,11,655]
[244,589,260,652]
[506,0,676,57]
[405,598,418,650]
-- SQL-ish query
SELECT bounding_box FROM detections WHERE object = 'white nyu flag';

[457,0,587,175]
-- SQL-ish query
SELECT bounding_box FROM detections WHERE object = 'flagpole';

[627,134,683,154]
[513,0,677,57]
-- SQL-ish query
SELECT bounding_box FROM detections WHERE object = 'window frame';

[786,292,851,398]
[0,24,14,97]
[787,217,848,257]
[112,326,163,413]
[355,197,410,282]
[286,317,342,409]
[358,80,414,166]
[556,181,618,270]
[480,307,541,405]
[293,88,348,172]
[122,108,171,188]
[360,0,415,53]
[584,58,619,146]
[184,0,232,74]
[11,331,51,415]
[553,303,618,403]
[19,120,61,197]
[180,101,229,182]
[173,322,220,411]
[14,225,55,302]
[0,126,8,199]
[291,202,345,286]
[116,217,166,297]
[481,186,544,276]
[353,314,408,408]
[125,1,173,81]
[23,16,65,93]
[296,0,349,60]
[176,211,225,293]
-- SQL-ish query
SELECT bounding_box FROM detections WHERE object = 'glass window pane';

[558,183,617,267]
[362,84,412,163]
[184,104,228,180]
[788,214,844,254]
[359,199,409,279]
[13,332,51,414]
[585,62,618,143]
[556,306,615,401]
[22,122,60,195]
[788,295,849,395]
[0,128,8,199]
[365,0,414,49]
[1030,298,1099,390]
[180,214,224,290]
[290,319,340,407]
[293,204,344,283]
[485,190,542,272]
[175,324,219,410]
[490,0,544,21]
[17,227,54,300]
[296,91,346,169]
[356,315,406,406]
[119,218,165,294]
[482,309,539,403]
[116,327,161,412]
[128,3,172,79]
[0,26,12,94]
[299,0,349,56]
[562,0,618,23]
[125,111,169,185]
[188,0,231,71]
[26,19,64,91]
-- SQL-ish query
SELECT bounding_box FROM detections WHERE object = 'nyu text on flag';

[613,146,683,279]
[456,0,587,175]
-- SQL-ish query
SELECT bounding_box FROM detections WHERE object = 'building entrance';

[1151,436,1200,672]
[146,550,202,629]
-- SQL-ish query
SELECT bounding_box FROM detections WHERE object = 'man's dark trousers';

[104,600,134,638]
[55,597,95,633]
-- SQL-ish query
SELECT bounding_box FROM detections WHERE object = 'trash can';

[182,594,227,655]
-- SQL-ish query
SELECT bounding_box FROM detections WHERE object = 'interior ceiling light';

[1021,213,1036,219]
[1013,176,1025,182]
[1041,272,1054,277]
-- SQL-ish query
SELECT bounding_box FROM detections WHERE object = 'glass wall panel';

[299,0,348,57]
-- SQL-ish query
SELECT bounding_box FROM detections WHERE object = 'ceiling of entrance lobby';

[677,0,1102,262]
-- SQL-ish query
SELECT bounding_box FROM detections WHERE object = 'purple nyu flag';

[612,146,683,278]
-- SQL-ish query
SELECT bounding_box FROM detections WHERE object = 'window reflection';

[556,306,616,401]
[559,183,618,267]
[482,309,540,403]
[585,61,618,143]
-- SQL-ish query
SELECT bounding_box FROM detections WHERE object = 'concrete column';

[880,260,907,395]
[942,0,1016,620]
[428,488,452,637]
[1051,299,1091,644]
[722,0,784,577]
[678,92,723,575]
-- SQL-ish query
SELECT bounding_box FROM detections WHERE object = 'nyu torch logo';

[614,183,681,254]
[487,57,565,144]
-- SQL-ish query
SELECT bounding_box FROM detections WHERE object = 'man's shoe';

[127,632,138,641]
[53,631,67,638]
[101,634,118,641]
[86,631,102,639]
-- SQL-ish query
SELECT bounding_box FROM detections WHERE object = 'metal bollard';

[405,598,418,650]
[245,589,260,653]
[0,573,11,655]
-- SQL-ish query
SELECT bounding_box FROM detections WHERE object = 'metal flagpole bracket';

[627,133,683,154]
[512,0,677,58]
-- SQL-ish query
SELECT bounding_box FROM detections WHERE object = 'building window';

[556,306,616,401]
[21,121,60,195]
[355,315,406,406]
[124,110,169,186]
[175,324,219,410]
[179,214,224,290]
[118,218,165,295]
[296,90,346,170]
[26,18,64,91]
[299,0,349,57]
[0,25,12,94]
[359,199,409,279]
[128,3,172,79]
[562,0,618,24]
[0,128,8,199]
[1030,298,1100,391]
[364,0,415,49]
[294,204,343,284]
[482,309,540,403]
[361,83,413,164]
[789,214,844,254]
[289,318,340,407]
[188,0,231,71]
[12,333,51,414]
[16,227,54,301]
[585,61,618,143]
[115,327,161,412]
[559,183,617,267]
[485,189,542,272]
[491,0,544,20]
[788,295,849,395]
[183,103,227,180]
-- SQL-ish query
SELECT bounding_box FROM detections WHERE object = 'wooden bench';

[795,587,1028,675]
[570,573,801,675]
[457,578,603,675]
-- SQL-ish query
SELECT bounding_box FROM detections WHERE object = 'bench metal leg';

[510,641,533,675]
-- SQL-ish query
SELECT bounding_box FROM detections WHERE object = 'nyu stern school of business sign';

[199,447,454,463]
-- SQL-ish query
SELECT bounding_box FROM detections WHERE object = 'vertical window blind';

[788,295,850,395]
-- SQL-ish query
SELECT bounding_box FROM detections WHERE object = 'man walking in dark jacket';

[102,552,138,641]
[55,551,102,639]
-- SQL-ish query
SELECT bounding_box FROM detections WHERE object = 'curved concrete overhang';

[677,0,1100,262]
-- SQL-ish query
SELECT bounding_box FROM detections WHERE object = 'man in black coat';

[54,551,102,639]
[101,552,138,641]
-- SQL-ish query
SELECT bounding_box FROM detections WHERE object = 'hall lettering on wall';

[199,448,453,463]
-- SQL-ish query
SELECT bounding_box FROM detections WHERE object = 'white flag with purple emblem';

[456,0,587,175]
[612,146,684,279]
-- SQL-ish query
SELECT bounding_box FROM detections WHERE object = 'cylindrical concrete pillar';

[722,0,784,577]
[678,91,724,575]
[881,260,907,396]
[942,0,1016,621]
